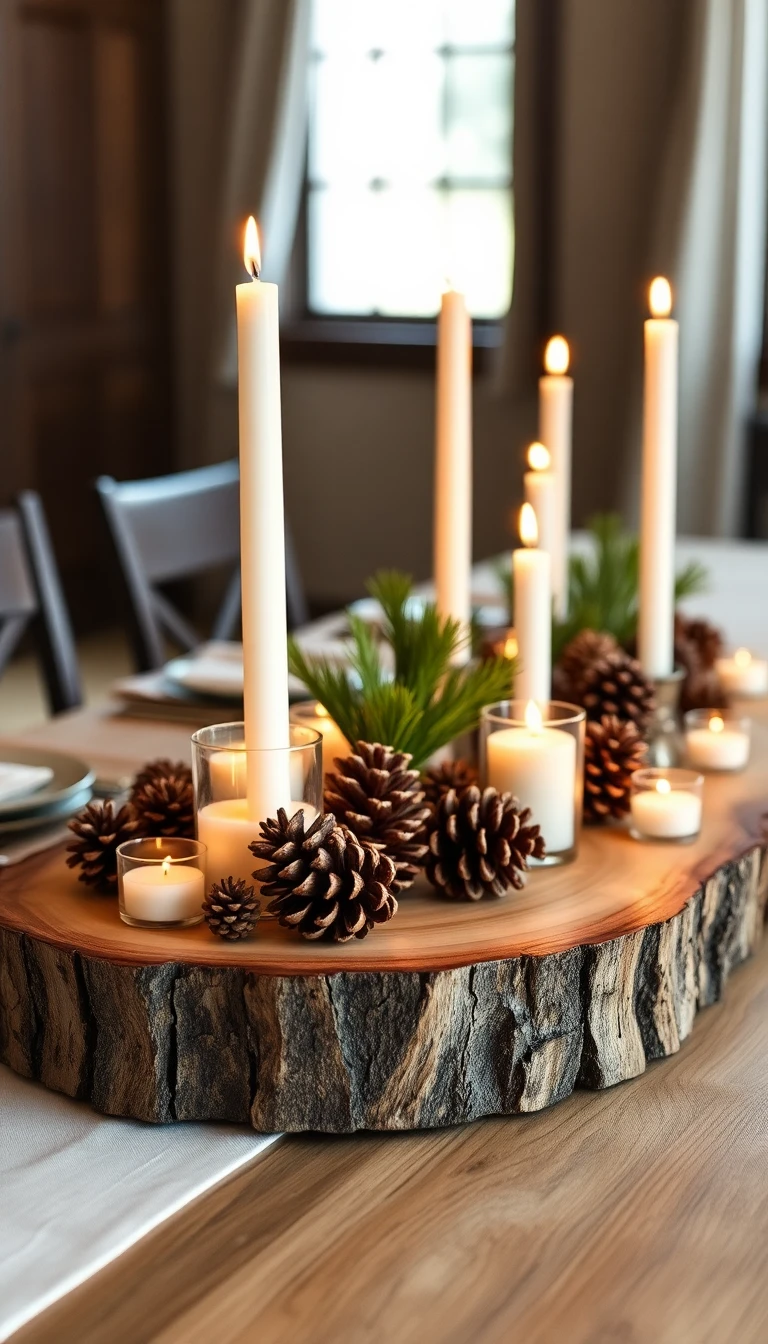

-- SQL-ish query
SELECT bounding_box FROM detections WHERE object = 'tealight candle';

[483,700,583,859]
[290,702,350,778]
[714,648,768,698]
[684,711,750,772]
[629,769,703,842]
[117,838,206,928]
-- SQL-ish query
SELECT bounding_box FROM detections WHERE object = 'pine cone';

[581,650,655,732]
[203,876,260,940]
[132,758,192,794]
[558,630,619,699]
[131,766,195,839]
[584,716,647,824]
[422,759,479,809]
[66,799,142,891]
[250,807,398,942]
[426,785,545,901]
[324,742,431,892]
[674,615,728,714]
[675,614,724,670]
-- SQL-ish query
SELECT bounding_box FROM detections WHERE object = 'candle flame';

[244,216,261,279]
[649,276,672,318]
[314,702,329,719]
[525,700,543,732]
[734,647,752,668]
[544,336,569,375]
[655,778,671,795]
[527,442,550,472]
[162,856,172,876]
[519,502,539,548]
[709,715,725,734]
[503,634,518,660]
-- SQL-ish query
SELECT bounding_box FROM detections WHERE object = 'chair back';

[97,460,308,671]
[0,492,82,714]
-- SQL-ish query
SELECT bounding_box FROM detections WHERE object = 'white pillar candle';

[523,442,557,576]
[715,649,768,697]
[198,799,317,890]
[290,703,350,779]
[630,778,701,839]
[434,287,472,649]
[685,715,750,771]
[210,743,247,800]
[639,278,679,678]
[538,337,572,621]
[236,217,292,821]
[122,858,205,925]
[513,503,551,704]
[486,702,576,854]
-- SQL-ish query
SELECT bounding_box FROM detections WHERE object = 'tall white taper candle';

[539,336,572,621]
[523,442,557,568]
[513,503,551,704]
[236,217,291,819]
[639,277,678,679]
[434,287,472,650]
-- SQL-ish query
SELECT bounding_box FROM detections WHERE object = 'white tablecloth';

[0,1065,277,1341]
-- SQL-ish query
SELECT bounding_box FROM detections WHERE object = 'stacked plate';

[0,747,94,836]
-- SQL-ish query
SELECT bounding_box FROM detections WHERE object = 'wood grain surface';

[14,934,768,1344]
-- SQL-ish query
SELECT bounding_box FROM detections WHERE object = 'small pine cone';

[132,758,192,795]
[558,630,619,699]
[583,716,647,824]
[251,807,397,942]
[131,767,195,839]
[581,650,655,732]
[203,876,260,940]
[421,759,479,810]
[66,799,142,891]
[324,742,431,892]
[426,785,545,901]
[680,664,729,715]
[674,614,724,670]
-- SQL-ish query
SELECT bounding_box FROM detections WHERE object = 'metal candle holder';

[646,668,686,768]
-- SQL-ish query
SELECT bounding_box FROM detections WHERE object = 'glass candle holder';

[684,709,751,773]
[480,700,585,865]
[289,701,351,780]
[191,722,322,890]
[629,768,704,843]
[117,837,206,929]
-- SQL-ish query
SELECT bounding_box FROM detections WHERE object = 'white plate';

[0,788,93,835]
[0,747,95,820]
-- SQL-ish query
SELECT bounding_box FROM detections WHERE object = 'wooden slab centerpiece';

[1,713,767,1133]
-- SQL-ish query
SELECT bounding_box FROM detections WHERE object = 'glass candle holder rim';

[191,721,322,753]
[481,699,586,729]
[116,837,207,864]
[630,766,704,791]
[683,708,751,731]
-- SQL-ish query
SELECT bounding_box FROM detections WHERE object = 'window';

[307,0,515,321]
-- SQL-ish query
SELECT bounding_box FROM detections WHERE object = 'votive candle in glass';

[117,837,206,928]
[714,648,768,698]
[629,768,703,843]
[480,700,585,864]
[684,710,750,772]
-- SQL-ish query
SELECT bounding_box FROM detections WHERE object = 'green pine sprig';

[288,570,516,770]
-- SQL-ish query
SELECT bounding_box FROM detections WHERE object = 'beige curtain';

[502,0,768,537]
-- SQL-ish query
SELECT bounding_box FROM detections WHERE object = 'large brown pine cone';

[674,614,724,670]
[674,615,728,714]
[203,875,260,940]
[421,758,479,810]
[558,629,619,700]
[324,742,431,892]
[583,716,647,824]
[581,650,655,732]
[66,799,142,890]
[132,758,192,794]
[131,765,195,839]
[250,807,398,942]
[426,785,545,901]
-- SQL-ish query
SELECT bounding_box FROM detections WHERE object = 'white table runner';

[0,1066,277,1341]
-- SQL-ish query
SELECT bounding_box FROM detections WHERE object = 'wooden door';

[0,0,171,624]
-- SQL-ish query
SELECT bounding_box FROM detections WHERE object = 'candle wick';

[249,259,260,281]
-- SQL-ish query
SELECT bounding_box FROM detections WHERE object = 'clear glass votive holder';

[289,700,351,780]
[629,768,704,844]
[480,700,585,866]
[117,837,206,929]
[684,709,751,773]
[191,722,323,891]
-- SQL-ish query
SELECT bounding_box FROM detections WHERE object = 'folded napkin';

[0,762,53,805]
[0,823,71,867]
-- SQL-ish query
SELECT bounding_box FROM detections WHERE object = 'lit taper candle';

[639,278,678,679]
[513,503,551,704]
[539,337,572,621]
[523,442,557,573]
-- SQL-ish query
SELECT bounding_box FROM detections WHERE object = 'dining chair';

[0,491,82,714]
[96,459,309,672]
